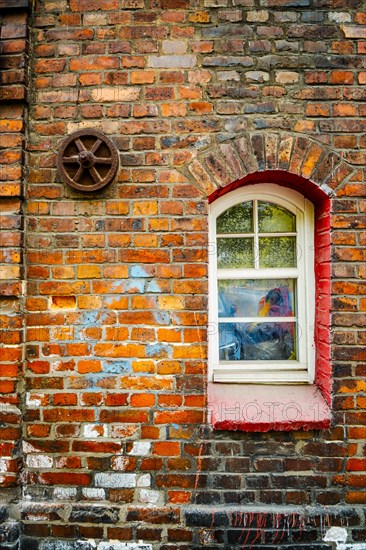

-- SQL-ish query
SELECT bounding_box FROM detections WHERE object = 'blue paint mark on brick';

[126,279,145,293]
[130,266,150,278]
[84,373,117,390]
[103,360,132,374]
[82,311,99,327]
[146,280,162,293]
[153,311,170,325]
[146,343,172,357]
[74,328,82,341]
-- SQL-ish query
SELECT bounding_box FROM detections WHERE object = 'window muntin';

[209,184,315,384]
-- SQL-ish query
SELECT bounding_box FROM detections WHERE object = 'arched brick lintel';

[207,169,331,204]
[185,132,355,201]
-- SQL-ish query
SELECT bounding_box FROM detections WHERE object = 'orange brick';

[157,328,182,343]
[133,201,158,215]
[158,395,182,407]
[77,265,101,279]
[168,491,191,504]
[131,71,155,84]
[53,393,78,406]
[141,426,160,439]
[189,101,213,114]
[77,360,102,374]
[130,393,155,407]
[333,104,357,117]
[161,103,187,117]
[330,71,353,84]
[153,442,181,456]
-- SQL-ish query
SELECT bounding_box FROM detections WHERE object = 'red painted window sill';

[208,382,331,432]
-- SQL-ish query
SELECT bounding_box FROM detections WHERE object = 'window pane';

[216,201,253,234]
[219,322,242,361]
[217,238,254,269]
[258,201,296,233]
[259,237,296,268]
[219,322,297,361]
[218,280,295,318]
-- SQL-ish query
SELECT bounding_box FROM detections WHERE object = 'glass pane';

[219,322,242,361]
[216,201,253,234]
[219,321,297,361]
[258,201,296,233]
[217,238,254,269]
[259,237,296,268]
[218,279,295,318]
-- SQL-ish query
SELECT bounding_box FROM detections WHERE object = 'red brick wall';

[0,1,28,493]
[1,0,366,547]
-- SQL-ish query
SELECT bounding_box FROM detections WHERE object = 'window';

[209,183,315,384]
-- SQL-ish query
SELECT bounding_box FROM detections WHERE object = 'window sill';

[207,382,331,432]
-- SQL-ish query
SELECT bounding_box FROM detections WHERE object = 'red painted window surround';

[208,171,332,432]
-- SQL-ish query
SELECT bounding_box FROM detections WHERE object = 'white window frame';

[208,183,315,384]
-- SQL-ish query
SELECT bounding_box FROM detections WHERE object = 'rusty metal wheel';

[57,129,119,192]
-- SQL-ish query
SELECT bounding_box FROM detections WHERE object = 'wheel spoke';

[90,166,102,183]
[96,157,112,164]
[63,156,79,164]
[75,138,87,152]
[91,138,102,154]
[74,166,84,182]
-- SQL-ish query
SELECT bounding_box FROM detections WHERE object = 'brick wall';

[0,2,29,548]
[1,0,366,548]
[0,0,28,498]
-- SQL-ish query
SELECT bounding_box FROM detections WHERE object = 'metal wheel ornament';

[57,129,119,192]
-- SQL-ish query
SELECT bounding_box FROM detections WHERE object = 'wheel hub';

[78,150,95,168]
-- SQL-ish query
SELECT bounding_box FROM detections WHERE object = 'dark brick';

[68,507,119,524]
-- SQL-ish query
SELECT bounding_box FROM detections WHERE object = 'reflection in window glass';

[258,201,296,233]
[216,201,253,234]
[218,279,295,318]
[219,322,297,361]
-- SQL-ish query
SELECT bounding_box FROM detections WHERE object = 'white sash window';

[209,184,315,384]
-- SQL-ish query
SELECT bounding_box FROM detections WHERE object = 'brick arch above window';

[185,132,356,201]
[182,133,358,432]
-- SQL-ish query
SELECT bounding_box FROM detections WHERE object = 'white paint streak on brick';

[127,441,151,456]
[112,456,131,471]
[82,488,105,500]
[53,487,77,500]
[83,424,108,438]
[22,441,40,453]
[137,474,151,487]
[0,459,9,472]
[27,514,50,522]
[26,393,43,407]
[26,455,53,468]
[328,12,351,23]
[95,473,137,488]
[138,489,161,504]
